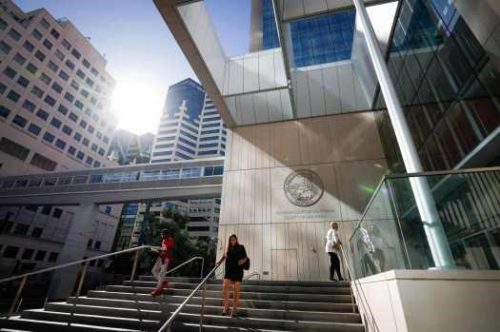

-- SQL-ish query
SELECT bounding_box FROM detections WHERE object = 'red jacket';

[160,236,174,264]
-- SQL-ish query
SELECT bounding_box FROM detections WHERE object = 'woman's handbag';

[242,257,250,270]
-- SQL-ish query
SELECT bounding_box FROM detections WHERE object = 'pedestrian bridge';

[0,158,224,206]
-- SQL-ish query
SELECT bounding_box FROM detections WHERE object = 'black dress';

[224,244,247,282]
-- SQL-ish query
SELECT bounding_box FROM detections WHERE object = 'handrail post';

[130,248,141,281]
[7,275,27,318]
[76,261,89,298]
[200,257,204,278]
[199,283,207,332]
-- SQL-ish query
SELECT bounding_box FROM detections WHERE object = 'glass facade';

[261,0,279,50]
[260,0,355,67]
[376,0,500,172]
[164,78,205,124]
[289,10,355,67]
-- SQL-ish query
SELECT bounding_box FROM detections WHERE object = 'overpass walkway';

[0,157,224,206]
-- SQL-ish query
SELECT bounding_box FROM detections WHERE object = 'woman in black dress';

[221,234,247,316]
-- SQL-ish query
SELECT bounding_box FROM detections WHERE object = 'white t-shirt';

[325,228,340,253]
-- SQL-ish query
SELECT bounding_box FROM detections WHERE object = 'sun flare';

[111,81,163,135]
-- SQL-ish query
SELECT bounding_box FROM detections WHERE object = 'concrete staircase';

[0,276,365,331]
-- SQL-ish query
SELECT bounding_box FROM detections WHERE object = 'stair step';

[139,276,349,288]
[175,312,364,332]
[104,285,353,303]
[20,309,159,330]
[124,280,351,294]
[0,316,141,331]
[57,300,361,323]
[175,322,292,332]
[87,290,357,312]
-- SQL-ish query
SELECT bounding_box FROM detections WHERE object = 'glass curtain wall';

[376,0,500,172]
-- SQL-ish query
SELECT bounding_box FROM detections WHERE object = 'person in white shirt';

[325,222,343,281]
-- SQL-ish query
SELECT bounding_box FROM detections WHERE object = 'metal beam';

[352,0,455,268]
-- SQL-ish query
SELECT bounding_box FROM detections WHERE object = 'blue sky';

[15,0,250,134]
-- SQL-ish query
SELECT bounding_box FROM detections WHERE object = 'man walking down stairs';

[1,276,365,331]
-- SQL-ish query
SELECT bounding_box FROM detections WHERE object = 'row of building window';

[1,55,110,140]
[1,245,58,263]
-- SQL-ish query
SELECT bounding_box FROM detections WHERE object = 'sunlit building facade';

[0,0,120,280]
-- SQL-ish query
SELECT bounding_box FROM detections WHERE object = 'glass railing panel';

[350,169,500,279]
[350,181,409,278]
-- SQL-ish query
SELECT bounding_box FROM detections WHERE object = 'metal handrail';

[1,245,162,319]
[162,256,205,278]
[0,245,159,285]
[339,245,379,332]
[158,258,225,332]
[244,271,261,280]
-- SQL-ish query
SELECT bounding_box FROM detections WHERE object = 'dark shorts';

[224,271,243,282]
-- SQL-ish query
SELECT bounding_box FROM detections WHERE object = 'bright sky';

[15,0,250,135]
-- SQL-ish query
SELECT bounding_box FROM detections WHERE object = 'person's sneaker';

[150,288,163,297]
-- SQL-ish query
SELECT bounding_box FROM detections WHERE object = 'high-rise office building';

[108,129,154,165]
[113,78,226,249]
[0,0,120,279]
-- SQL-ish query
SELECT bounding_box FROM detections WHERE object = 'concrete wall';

[218,111,387,280]
[355,270,500,332]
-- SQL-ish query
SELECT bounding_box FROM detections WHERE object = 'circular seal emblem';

[283,169,324,207]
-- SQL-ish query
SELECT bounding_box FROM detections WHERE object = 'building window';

[82,138,89,146]
[12,115,27,128]
[74,132,82,142]
[68,146,76,155]
[22,248,34,260]
[42,39,53,50]
[65,59,75,71]
[69,112,78,122]
[23,41,35,52]
[61,39,71,50]
[3,66,17,79]
[87,239,93,248]
[35,250,47,261]
[0,17,7,30]
[50,29,60,39]
[3,246,19,258]
[44,95,56,106]
[90,67,99,76]
[0,220,14,233]
[0,138,30,161]
[94,241,101,250]
[48,61,58,73]
[62,125,72,135]
[85,78,94,87]
[52,208,63,218]
[75,100,84,110]
[76,69,85,79]
[36,109,49,120]
[48,252,58,262]
[8,28,21,41]
[76,151,84,160]
[13,223,29,235]
[59,70,69,81]
[34,50,46,62]
[7,90,21,103]
[51,82,62,94]
[13,53,26,65]
[71,49,81,59]
[0,41,11,56]
[41,206,52,215]
[58,104,68,115]
[40,18,50,29]
[50,117,62,129]
[31,85,44,98]
[0,105,11,118]
[28,123,41,136]
[98,148,105,156]
[31,28,43,40]
[39,72,51,85]
[31,153,57,171]
[26,63,38,75]
[86,156,93,165]
[17,76,30,88]
[55,139,66,150]
[82,59,90,68]
[54,49,64,61]
[42,132,55,143]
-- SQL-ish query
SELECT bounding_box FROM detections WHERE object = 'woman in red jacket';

[151,228,175,297]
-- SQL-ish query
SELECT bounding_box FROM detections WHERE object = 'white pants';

[151,258,170,289]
